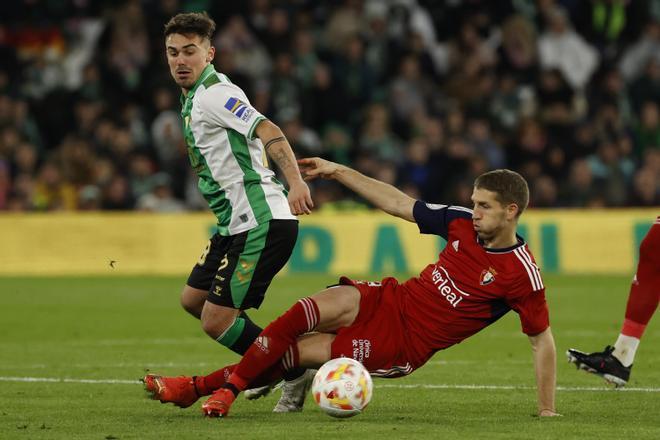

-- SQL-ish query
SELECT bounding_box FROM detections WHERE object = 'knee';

[201,309,236,339]
[180,289,205,319]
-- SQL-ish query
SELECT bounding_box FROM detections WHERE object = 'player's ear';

[206,46,215,63]
[507,203,519,221]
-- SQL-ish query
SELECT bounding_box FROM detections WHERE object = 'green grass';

[0,274,658,439]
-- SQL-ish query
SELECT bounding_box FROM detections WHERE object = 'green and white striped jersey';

[181,64,295,236]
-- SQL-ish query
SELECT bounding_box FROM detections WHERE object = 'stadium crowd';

[0,0,658,212]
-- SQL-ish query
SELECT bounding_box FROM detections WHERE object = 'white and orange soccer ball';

[311,357,373,418]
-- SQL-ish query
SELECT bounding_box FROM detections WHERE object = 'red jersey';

[397,202,549,368]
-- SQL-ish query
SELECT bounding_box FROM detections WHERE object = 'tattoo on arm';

[264,136,285,151]
[270,148,293,171]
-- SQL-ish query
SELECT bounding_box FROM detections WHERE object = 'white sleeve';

[198,84,266,140]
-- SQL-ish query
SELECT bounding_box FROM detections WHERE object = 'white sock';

[612,334,640,367]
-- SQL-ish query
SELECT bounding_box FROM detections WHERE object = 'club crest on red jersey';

[480,268,497,286]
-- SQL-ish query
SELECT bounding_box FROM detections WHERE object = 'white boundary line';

[378,384,660,392]
[1,376,658,392]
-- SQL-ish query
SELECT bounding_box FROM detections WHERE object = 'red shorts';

[330,277,413,378]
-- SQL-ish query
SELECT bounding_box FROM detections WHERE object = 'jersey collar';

[180,64,217,104]
[479,234,526,253]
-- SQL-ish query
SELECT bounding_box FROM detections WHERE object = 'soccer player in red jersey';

[568,218,659,386]
[149,158,559,417]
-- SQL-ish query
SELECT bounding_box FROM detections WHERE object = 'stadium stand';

[0,0,658,212]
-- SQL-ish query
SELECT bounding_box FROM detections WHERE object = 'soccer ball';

[311,357,373,418]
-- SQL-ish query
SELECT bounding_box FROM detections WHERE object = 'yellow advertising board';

[0,209,656,276]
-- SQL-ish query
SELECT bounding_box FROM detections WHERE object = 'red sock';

[622,222,660,339]
[194,364,236,396]
[194,362,293,396]
[227,297,319,391]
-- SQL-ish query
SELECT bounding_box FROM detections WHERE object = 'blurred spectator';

[560,158,602,207]
[103,0,150,92]
[323,0,363,54]
[359,103,403,163]
[215,15,271,84]
[32,161,77,211]
[497,14,538,86]
[292,29,319,91]
[531,174,558,208]
[136,172,185,212]
[58,136,95,186]
[633,101,660,159]
[268,51,301,123]
[150,87,184,173]
[262,7,292,55]
[536,68,576,125]
[302,62,350,129]
[129,153,156,201]
[398,137,432,198]
[619,21,660,82]
[628,59,660,115]
[490,73,528,131]
[78,185,102,210]
[587,138,635,206]
[629,165,659,206]
[466,116,505,169]
[102,175,133,210]
[389,54,439,131]
[332,34,376,126]
[321,124,352,165]
[280,115,322,159]
[538,6,599,90]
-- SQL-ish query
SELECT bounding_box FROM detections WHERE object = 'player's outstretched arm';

[299,157,415,222]
[528,327,560,417]
[256,120,313,215]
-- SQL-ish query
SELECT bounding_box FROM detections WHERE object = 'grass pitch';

[0,274,658,439]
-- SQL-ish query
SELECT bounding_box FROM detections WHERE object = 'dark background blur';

[0,0,658,213]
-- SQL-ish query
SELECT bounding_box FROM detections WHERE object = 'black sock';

[283,367,307,382]
[225,311,263,355]
[220,382,240,398]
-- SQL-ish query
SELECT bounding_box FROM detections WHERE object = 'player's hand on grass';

[539,409,562,417]
[298,157,341,181]
[287,179,313,215]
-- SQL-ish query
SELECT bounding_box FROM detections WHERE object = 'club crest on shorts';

[480,267,497,286]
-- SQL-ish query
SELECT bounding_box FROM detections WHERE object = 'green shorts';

[187,219,298,309]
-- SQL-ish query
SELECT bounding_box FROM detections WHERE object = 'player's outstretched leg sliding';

[566,346,631,387]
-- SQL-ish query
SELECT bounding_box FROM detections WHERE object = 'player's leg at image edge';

[567,222,660,387]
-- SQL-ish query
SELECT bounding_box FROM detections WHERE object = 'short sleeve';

[413,201,472,240]
[508,289,550,336]
[198,84,266,140]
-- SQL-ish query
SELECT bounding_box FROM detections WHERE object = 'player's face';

[165,33,215,91]
[471,187,517,241]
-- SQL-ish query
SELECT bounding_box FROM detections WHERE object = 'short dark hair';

[164,12,216,41]
[474,169,529,218]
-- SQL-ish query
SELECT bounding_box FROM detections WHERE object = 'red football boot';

[201,388,236,417]
[142,374,199,408]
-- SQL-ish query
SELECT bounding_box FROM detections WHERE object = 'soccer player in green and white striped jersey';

[143,12,314,413]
